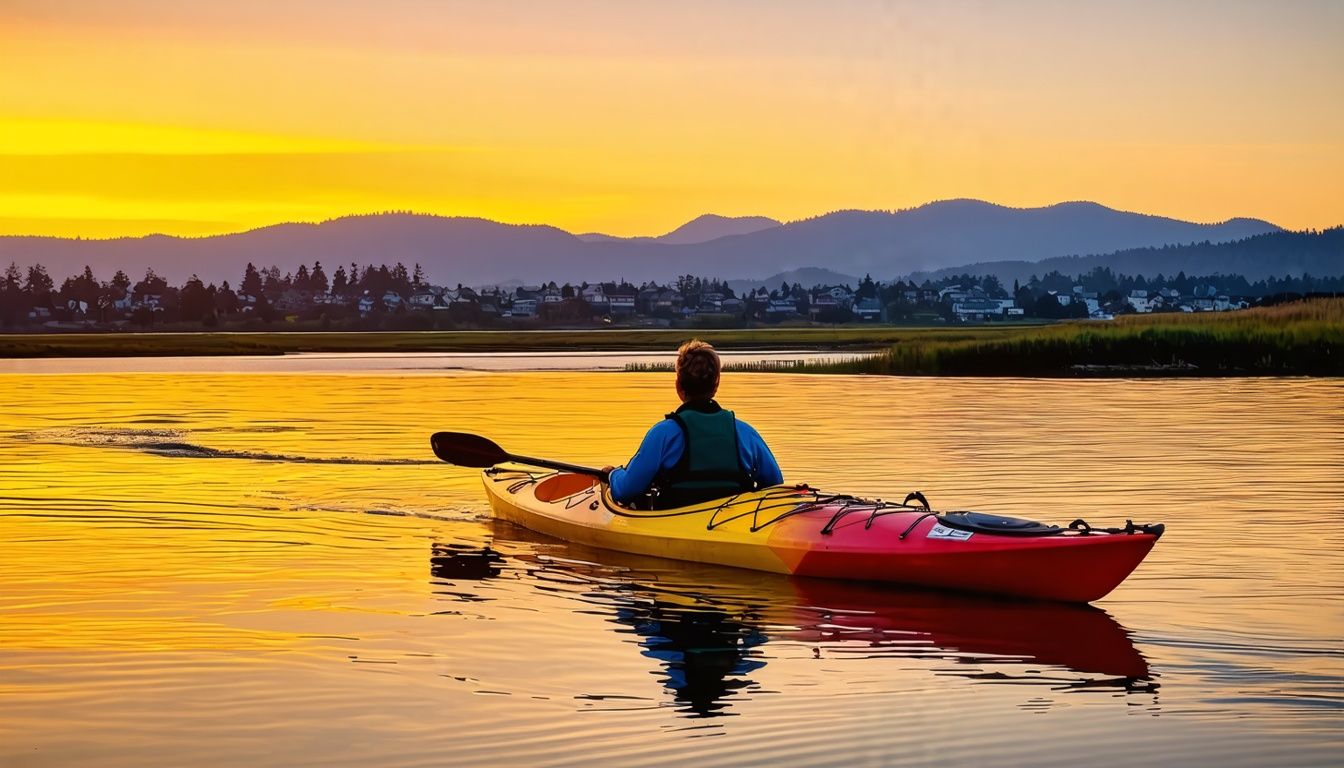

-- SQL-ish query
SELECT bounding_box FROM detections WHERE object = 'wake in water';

[13,427,440,466]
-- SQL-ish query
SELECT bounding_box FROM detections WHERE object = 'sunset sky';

[1,0,1341,238]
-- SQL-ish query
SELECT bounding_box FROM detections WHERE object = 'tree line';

[2,256,1340,330]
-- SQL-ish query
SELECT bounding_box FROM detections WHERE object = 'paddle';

[430,431,609,481]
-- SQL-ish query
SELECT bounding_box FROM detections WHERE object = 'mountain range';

[911,228,1344,286]
[0,199,1313,287]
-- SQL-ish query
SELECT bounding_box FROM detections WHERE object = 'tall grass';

[797,299,1344,376]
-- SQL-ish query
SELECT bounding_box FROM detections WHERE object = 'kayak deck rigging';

[486,466,1162,543]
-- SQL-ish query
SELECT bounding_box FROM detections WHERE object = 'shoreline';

[1,299,1339,378]
[0,326,1014,359]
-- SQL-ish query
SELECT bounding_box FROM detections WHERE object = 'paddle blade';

[430,432,509,468]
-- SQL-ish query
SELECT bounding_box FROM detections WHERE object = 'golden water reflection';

[1,370,1341,766]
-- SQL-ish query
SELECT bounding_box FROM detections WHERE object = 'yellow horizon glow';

[2,1,1341,239]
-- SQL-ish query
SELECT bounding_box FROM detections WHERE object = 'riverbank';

[780,299,1343,376]
[0,325,1024,358]
[3,301,1338,377]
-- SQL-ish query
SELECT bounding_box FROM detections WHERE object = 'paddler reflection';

[429,530,1157,716]
[613,596,767,716]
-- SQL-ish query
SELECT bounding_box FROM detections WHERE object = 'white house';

[581,285,608,307]
[952,299,1003,321]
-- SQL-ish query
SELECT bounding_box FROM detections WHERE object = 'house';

[951,299,1003,321]
[607,289,637,315]
[940,285,987,304]
[820,285,854,307]
[904,288,938,303]
[357,293,378,315]
[650,289,684,314]
[408,287,440,309]
[581,284,609,309]
[766,298,799,316]
[808,293,839,318]
[1126,290,1152,313]
[636,287,661,314]
[511,298,538,318]
[853,298,882,321]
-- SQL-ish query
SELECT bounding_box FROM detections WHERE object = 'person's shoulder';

[733,417,765,440]
[645,418,682,440]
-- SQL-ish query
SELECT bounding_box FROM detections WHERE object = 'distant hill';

[907,228,1344,284]
[576,213,781,245]
[727,267,862,295]
[653,214,782,245]
[0,200,1289,286]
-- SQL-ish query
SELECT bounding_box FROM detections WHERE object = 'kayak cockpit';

[533,472,598,502]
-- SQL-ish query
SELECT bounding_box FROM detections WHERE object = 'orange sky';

[1,0,1341,238]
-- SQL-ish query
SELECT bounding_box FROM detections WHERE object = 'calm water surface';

[1,359,1341,767]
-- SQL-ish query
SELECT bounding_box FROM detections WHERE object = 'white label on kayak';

[927,524,973,541]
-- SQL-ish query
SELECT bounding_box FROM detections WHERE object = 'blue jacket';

[609,416,783,503]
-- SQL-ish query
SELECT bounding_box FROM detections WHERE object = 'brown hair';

[675,339,720,401]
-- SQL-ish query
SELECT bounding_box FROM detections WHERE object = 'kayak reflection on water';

[430,529,1158,718]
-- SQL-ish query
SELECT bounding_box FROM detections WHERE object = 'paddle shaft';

[503,453,609,481]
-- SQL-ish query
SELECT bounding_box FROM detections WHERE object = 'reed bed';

[794,299,1344,377]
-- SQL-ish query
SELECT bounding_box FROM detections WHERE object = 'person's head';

[675,339,720,403]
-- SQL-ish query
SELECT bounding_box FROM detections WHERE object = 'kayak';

[481,467,1164,603]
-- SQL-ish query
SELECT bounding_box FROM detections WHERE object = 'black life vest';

[653,400,755,508]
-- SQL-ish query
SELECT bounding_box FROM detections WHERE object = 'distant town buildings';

[0,258,1311,331]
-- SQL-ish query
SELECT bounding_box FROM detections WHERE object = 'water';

[1,359,1341,767]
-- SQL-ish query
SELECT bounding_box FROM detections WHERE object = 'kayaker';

[603,339,783,507]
